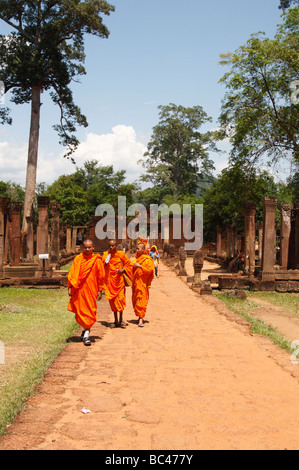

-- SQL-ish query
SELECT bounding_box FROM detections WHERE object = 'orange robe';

[67,253,105,329]
[103,250,133,312]
[132,254,154,319]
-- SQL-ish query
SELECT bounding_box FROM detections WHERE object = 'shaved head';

[82,239,94,255]
[83,239,94,246]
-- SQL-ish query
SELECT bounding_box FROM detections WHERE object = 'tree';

[218,7,299,167]
[47,175,88,226]
[0,0,115,232]
[71,159,137,214]
[46,160,138,225]
[140,103,217,198]
[279,0,298,9]
[0,180,25,202]
[202,163,279,240]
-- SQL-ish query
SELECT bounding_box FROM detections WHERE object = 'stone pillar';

[232,226,237,255]
[226,225,233,259]
[66,226,72,252]
[280,203,291,270]
[36,196,50,276]
[192,250,204,288]
[216,226,222,258]
[50,202,61,264]
[10,202,23,266]
[244,202,256,276]
[178,246,187,276]
[257,223,263,263]
[25,206,34,262]
[0,197,10,276]
[294,201,299,269]
[169,243,175,259]
[261,197,277,281]
[71,226,78,252]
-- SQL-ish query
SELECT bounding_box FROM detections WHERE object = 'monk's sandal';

[83,337,91,346]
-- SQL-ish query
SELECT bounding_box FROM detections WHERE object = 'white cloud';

[70,125,147,182]
[0,140,28,184]
[0,125,148,187]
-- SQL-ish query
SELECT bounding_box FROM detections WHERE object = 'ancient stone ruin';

[206,197,299,292]
[1,194,298,293]
[0,196,74,288]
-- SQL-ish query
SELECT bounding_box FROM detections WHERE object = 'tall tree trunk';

[22,84,41,233]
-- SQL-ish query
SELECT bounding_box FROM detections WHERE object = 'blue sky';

[0,0,286,187]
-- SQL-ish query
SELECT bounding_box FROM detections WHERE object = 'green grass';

[0,288,79,437]
[215,292,293,353]
[247,291,299,315]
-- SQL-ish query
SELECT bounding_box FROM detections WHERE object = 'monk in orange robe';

[132,243,155,327]
[103,240,133,328]
[67,240,105,346]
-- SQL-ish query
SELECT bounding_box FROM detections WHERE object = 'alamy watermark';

[94,196,203,251]
[0,341,5,365]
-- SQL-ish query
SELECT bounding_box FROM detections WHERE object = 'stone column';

[244,202,256,276]
[192,250,204,288]
[71,226,78,252]
[169,243,175,259]
[66,226,72,252]
[261,197,277,281]
[0,197,10,276]
[232,226,237,255]
[178,246,187,276]
[10,202,23,266]
[25,206,34,262]
[294,201,299,269]
[226,225,233,259]
[50,202,61,264]
[257,223,263,263]
[280,203,291,270]
[36,196,50,276]
[216,226,222,258]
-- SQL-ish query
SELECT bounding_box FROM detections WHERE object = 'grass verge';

[246,291,299,315]
[0,288,79,437]
[215,292,293,353]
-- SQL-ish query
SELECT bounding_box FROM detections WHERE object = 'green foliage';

[45,159,138,225]
[279,0,298,9]
[0,180,25,202]
[140,103,217,197]
[202,163,279,239]
[218,6,299,166]
[46,175,88,225]
[286,164,299,201]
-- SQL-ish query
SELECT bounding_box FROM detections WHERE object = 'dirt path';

[1,261,299,450]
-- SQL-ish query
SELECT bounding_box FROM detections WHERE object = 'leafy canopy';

[140,103,217,198]
[202,163,279,238]
[45,159,138,225]
[218,6,299,167]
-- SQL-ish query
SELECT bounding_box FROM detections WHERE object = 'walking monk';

[67,240,105,346]
[103,240,133,328]
[132,243,155,327]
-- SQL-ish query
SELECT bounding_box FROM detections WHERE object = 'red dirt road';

[1,261,299,450]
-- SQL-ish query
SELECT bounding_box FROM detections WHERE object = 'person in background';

[149,245,160,278]
[132,243,155,327]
